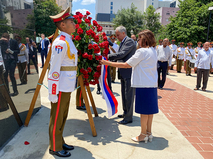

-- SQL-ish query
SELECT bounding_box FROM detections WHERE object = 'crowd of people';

[0,32,51,98]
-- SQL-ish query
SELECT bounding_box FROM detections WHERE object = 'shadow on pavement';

[162,88,176,91]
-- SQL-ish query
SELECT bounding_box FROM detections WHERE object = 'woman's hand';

[100,59,110,65]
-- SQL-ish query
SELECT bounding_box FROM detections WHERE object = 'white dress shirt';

[126,47,158,88]
[157,45,173,66]
[195,49,213,69]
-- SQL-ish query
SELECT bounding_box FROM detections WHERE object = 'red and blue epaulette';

[59,35,66,41]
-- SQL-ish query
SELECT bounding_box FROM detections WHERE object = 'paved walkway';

[0,61,212,159]
[163,68,213,159]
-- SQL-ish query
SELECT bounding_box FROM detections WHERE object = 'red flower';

[94,35,99,43]
[82,53,89,58]
[94,72,100,78]
[80,68,85,74]
[94,47,100,54]
[91,31,96,38]
[103,36,107,41]
[78,13,83,19]
[83,15,87,19]
[87,67,92,73]
[75,35,81,41]
[102,32,106,37]
[77,28,84,35]
[88,44,93,50]
[89,81,95,85]
[86,11,91,15]
[76,12,80,15]
[88,17,92,20]
[86,29,93,36]
[71,35,74,39]
[97,65,101,71]
[103,41,109,48]
[88,55,93,60]
[77,19,82,24]
[73,15,79,19]
[84,74,89,79]
[75,24,79,29]
[98,55,103,60]
[103,48,109,55]
[93,20,98,26]
[97,25,103,32]
[84,81,89,86]
[85,19,90,24]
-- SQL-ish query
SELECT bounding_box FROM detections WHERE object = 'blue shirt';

[195,49,213,69]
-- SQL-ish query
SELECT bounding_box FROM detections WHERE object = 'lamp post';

[206,7,213,41]
[130,29,133,35]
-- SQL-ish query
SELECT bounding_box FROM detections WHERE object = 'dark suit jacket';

[38,39,49,53]
[0,39,20,61]
[108,36,136,79]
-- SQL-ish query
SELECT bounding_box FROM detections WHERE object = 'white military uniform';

[169,44,177,56]
[195,47,202,59]
[48,31,78,95]
[177,47,185,60]
[18,43,28,64]
[47,43,51,54]
[184,47,196,61]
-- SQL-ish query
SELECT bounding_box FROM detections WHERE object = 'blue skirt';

[135,88,159,114]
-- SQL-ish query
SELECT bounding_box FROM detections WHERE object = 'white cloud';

[72,9,92,15]
[81,0,96,5]
[73,0,80,2]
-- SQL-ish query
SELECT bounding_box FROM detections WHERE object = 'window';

[111,6,113,9]
[110,11,113,14]
[107,31,110,34]
[106,25,108,27]
[111,2,113,5]
[166,13,170,15]
[152,2,154,5]
[166,19,169,22]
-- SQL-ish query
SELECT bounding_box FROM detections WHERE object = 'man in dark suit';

[38,34,49,68]
[108,26,136,124]
[0,33,20,96]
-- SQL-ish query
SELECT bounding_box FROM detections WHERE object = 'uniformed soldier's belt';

[60,66,77,71]
[18,54,25,56]
[158,61,167,63]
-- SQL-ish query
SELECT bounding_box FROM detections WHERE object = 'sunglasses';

[111,38,115,40]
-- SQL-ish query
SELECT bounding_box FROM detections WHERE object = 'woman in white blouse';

[101,30,158,143]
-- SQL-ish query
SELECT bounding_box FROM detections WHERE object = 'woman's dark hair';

[138,30,156,48]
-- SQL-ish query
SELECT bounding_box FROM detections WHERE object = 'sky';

[72,0,96,20]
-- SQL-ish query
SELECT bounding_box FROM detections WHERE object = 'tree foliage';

[0,17,13,36]
[112,3,144,36]
[166,0,213,45]
[113,4,162,37]
[34,0,61,36]
[143,5,162,35]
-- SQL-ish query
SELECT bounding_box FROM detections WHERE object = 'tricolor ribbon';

[99,57,118,117]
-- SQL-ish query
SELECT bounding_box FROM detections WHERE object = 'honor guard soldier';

[48,7,77,157]
[194,42,202,73]
[169,39,177,70]
[14,34,28,84]
[156,39,163,50]
[184,42,196,76]
[176,42,185,73]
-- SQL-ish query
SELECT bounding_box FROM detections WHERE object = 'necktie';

[42,40,44,50]
[119,41,124,51]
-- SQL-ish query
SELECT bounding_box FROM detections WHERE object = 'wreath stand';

[24,28,98,137]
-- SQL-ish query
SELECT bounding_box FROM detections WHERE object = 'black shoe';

[76,105,86,110]
[167,73,169,75]
[189,74,192,76]
[186,74,189,76]
[96,90,100,94]
[118,120,132,125]
[21,81,27,85]
[27,72,31,75]
[49,149,71,157]
[118,114,124,118]
[63,144,74,151]
[177,71,181,73]
[112,81,115,83]
[40,66,43,68]
[11,91,19,96]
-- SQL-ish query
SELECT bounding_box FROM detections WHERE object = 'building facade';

[155,7,180,26]
[170,0,181,8]
[56,0,72,11]
[96,0,172,35]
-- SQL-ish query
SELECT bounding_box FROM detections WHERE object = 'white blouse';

[126,47,158,88]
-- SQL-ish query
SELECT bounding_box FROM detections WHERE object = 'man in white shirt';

[157,38,173,89]
[109,34,119,83]
[176,42,185,73]
[184,42,196,76]
[194,42,202,73]
[194,42,213,91]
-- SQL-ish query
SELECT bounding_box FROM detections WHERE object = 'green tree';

[112,3,144,36]
[0,17,13,36]
[34,0,61,36]
[143,5,162,35]
[166,0,213,45]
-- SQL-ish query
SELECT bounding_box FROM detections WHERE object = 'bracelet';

[109,62,111,66]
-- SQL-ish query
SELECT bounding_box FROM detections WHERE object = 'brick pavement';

[158,77,213,159]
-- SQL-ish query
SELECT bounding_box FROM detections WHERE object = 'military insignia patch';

[52,72,59,79]
[55,45,63,54]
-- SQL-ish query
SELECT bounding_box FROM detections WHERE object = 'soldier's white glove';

[48,94,58,103]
